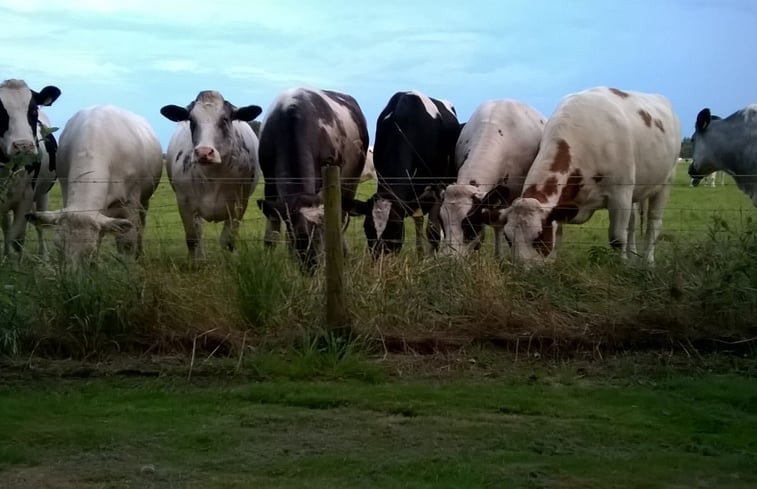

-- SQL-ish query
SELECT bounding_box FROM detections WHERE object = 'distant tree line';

[680,137,693,159]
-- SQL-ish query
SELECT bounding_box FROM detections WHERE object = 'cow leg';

[114,209,141,256]
[607,191,634,258]
[220,199,247,252]
[220,219,238,251]
[493,225,504,258]
[642,188,671,265]
[1,211,9,256]
[178,203,204,262]
[7,199,33,256]
[264,215,282,248]
[413,215,424,256]
[135,208,148,258]
[34,192,49,256]
[626,203,638,260]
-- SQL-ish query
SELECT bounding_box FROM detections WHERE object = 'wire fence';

[4,169,754,256]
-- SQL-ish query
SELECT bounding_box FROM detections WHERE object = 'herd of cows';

[0,78,755,268]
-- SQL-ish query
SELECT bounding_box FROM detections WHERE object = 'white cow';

[493,87,680,265]
[29,106,163,263]
[0,79,61,256]
[438,100,545,257]
[160,91,262,262]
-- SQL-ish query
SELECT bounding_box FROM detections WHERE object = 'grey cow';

[689,105,757,205]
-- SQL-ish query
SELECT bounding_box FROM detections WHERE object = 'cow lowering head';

[495,197,563,264]
[258,194,324,269]
[438,184,510,255]
[160,91,262,165]
[688,108,723,186]
[27,210,134,264]
[0,79,61,164]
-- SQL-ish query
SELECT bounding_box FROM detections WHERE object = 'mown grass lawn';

[1,358,756,488]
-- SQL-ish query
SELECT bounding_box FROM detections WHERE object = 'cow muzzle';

[194,146,220,164]
[10,140,37,155]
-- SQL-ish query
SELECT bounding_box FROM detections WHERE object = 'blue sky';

[1,0,754,146]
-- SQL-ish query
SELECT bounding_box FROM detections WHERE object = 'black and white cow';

[257,87,369,267]
[689,105,757,205]
[437,100,545,257]
[0,79,61,256]
[29,106,163,263]
[350,91,461,257]
[161,91,262,262]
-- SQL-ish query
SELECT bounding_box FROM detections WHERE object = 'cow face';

[259,195,324,268]
[688,108,722,185]
[161,91,261,165]
[439,184,511,255]
[351,196,405,258]
[28,210,134,264]
[0,79,61,163]
[439,185,485,255]
[500,197,555,264]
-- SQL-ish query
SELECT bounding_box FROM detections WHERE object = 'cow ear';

[418,184,444,215]
[234,105,263,122]
[160,105,190,122]
[342,198,373,216]
[547,204,579,223]
[695,108,712,132]
[26,210,62,227]
[99,217,133,236]
[486,206,512,226]
[480,185,511,209]
[33,86,61,107]
[257,199,284,218]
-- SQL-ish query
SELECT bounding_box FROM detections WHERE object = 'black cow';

[257,87,369,267]
[350,91,461,257]
[689,106,757,206]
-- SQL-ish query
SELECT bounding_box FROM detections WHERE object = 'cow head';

[350,194,409,258]
[27,210,134,264]
[439,184,510,255]
[160,91,262,165]
[0,79,61,165]
[688,107,722,185]
[495,197,560,264]
[258,194,324,269]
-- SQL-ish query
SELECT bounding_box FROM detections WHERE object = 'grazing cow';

[161,91,262,262]
[0,79,61,256]
[29,106,163,263]
[350,91,461,257]
[689,106,757,205]
[437,100,545,257]
[689,170,725,188]
[492,87,680,264]
[257,87,369,267]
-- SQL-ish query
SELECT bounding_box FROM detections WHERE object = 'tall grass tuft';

[228,243,315,329]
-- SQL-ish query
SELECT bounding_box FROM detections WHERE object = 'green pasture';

[1,358,756,488]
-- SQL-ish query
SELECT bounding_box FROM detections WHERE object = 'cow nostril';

[11,140,36,154]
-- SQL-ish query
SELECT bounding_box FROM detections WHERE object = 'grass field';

[1,355,757,488]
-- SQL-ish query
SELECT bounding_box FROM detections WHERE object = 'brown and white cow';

[257,87,369,268]
[437,99,545,257]
[492,87,680,264]
[161,91,262,262]
[0,79,61,256]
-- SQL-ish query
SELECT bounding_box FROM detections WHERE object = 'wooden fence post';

[322,165,347,328]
